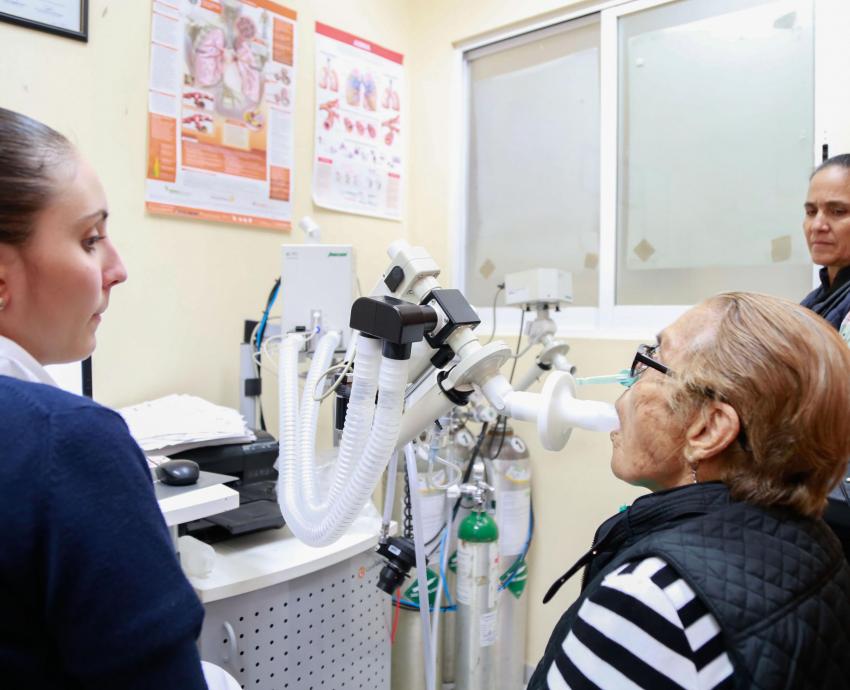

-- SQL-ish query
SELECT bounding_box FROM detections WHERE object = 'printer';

[177,430,285,543]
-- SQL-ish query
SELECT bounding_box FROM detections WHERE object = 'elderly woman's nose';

[812,210,830,231]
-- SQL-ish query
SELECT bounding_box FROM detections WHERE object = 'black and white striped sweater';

[543,556,734,690]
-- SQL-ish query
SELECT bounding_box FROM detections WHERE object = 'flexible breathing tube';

[277,332,409,546]
[296,330,341,510]
[277,333,377,524]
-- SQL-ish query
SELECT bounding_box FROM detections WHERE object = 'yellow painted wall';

[0,0,414,409]
[0,0,647,677]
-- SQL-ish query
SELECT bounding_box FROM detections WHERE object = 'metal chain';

[403,465,413,538]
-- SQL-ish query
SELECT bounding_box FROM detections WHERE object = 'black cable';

[255,277,281,431]
[487,415,509,460]
[483,307,527,461]
[485,283,505,344]
[508,307,526,384]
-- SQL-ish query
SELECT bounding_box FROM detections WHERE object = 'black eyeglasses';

[627,343,751,453]
[628,343,673,384]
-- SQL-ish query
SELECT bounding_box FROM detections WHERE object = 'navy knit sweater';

[800,265,850,330]
[0,375,207,689]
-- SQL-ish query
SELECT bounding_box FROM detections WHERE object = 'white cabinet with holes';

[192,514,390,690]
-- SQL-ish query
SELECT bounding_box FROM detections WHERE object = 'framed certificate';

[0,0,88,42]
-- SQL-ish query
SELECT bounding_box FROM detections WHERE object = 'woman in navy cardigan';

[0,108,208,689]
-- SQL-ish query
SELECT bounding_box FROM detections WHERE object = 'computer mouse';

[156,459,200,486]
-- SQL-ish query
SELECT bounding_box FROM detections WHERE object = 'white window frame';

[454,0,849,341]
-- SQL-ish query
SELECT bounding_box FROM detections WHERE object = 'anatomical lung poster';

[312,22,403,220]
[145,0,296,231]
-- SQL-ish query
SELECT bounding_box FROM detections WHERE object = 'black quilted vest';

[528,482,850,690]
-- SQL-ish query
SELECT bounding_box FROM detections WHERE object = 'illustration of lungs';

[346,69,361,106]
[194,28,225,87]
[319,66,328,89]
[391,90,400,111]
[329,69,339,92]
[382,85,391,109]
[362,72,377,111]
[235,42,261,105]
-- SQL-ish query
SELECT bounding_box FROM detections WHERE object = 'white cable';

[430,454,463,488]
[382,451,399,532]
[430,488,453,687]
[405,443,436,690]
[313,358,354,401]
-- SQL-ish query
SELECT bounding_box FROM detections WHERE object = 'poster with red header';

[312,22,404,220]
[145,0,296,231]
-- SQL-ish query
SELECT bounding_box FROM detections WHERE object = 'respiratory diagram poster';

[145,0,297,231]
[312,22,404,220]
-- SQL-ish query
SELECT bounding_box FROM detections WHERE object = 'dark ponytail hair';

[811,153,850,180]
[0,108,74,246]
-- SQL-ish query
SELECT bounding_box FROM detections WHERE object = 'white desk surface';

[155,471,240,527]
[186,513,385,604]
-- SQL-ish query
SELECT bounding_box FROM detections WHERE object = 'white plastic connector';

[499,371,620,451]
[298,216,321,241]
[382,241,441,300]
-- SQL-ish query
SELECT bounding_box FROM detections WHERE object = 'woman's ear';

[684,401,741,462]
[0,244,23,311]
[0,251,10,309]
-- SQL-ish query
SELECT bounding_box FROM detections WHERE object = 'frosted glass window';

[466,17,600,307]
[616,0,814,305]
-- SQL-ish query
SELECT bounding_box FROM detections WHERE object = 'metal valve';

[458,460,493,509]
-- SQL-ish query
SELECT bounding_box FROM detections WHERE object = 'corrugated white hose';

[279,347,408,546]
[277,333,302,510]
[277,333,377,535]
[324,336,381,506]
[312,355,409,545]
[278,334,378,524]
[297,331,341,509]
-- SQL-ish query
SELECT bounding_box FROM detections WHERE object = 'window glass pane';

[466,17,600,307]
[616,0,814,305]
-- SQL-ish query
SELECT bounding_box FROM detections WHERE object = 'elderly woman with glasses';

[528,292,850,690]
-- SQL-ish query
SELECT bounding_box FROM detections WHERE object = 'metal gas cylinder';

[455,509,499,690]
[390,569,443,690]
[485,425,532,690]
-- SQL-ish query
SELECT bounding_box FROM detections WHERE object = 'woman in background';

[0,108,209,689]
[801,153,850,341]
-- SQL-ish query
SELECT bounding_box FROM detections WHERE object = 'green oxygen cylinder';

[455,509,499,690]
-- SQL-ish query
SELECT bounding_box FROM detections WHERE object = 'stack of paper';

[119,394,256,456]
